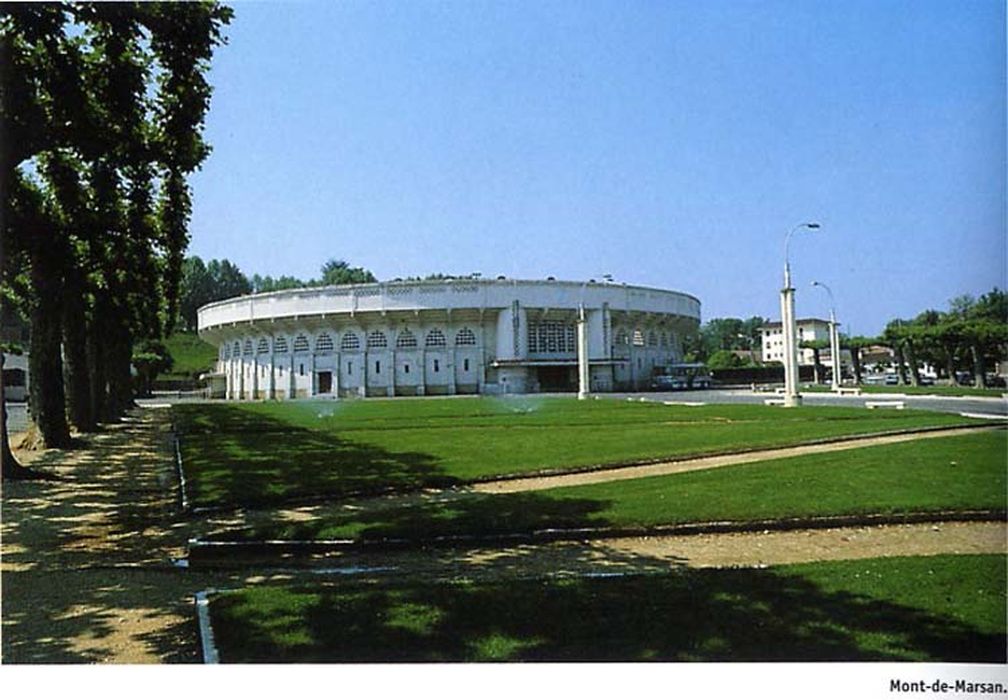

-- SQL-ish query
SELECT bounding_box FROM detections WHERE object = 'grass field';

[174,398,986,508]
[159,332,218,381]
[207,554,1007,662]
[213,429,1006,542]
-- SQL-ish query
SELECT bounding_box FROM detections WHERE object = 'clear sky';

[187,0,1006,336]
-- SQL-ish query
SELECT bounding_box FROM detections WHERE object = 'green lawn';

[175,398,986,508]
[214,429,1006,542]
[803,383,1006,398]
[207,554,1006,662]
[159,332,218,381]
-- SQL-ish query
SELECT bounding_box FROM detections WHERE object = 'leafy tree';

[0,2,232,476]
[319,258,376,286]
[131,340,173,397]
[800,339,830,384]
[842,335,876,385]
[707,349,745,370]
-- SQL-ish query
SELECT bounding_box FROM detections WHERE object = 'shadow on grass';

[210,559,1007,663]
[178,404,458,509]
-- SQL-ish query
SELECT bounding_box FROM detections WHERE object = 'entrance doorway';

[536,366,575,391]
[317,371,332,394]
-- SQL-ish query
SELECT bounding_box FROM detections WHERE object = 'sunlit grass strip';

[215,430,1006,542]
[207,554,1006,663]
[174,399,986,508]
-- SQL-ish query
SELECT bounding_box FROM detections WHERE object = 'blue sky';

[187,0,1006,336]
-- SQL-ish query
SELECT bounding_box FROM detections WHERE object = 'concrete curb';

[194,589,221,664]
[185,509,1007,568]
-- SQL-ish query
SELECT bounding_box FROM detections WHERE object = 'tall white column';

[829,311,841,391]
[781,276,801,407]
[577,306,589,400]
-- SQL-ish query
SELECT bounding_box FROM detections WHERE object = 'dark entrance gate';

[317,371,332,394]
[536,366,575,391]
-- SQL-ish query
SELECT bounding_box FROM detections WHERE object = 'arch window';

[367,330,388,349]
[615,329,629,346]
[273,336,289,354]
[316,333,334,354]
[396,329,417,349]
[242,339,253,356]
[293,334,310,353]
[257,337,270,355]
[341,332,361,351]
[425,329,446,347]
[455,327,476,346]
[632,330,645,347]
[660,332,668,348]
[232,341,241,357]
[647,331,658,348]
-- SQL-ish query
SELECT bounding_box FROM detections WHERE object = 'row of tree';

[862,289,1007,388]
[1,3,233,477]
[688,290,1006,387]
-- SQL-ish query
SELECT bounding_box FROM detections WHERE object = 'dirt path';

[1,407,1004,663]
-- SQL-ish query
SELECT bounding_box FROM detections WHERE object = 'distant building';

[759,318,851,368]
[198,278,701,398]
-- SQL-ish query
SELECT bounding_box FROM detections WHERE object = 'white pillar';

[781,274,801,407]
[577,306,589,400]
[829,311,841,391]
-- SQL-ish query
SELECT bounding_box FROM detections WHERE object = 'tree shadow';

[208,559,1006,663]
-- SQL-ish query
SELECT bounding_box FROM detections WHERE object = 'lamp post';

[811,280,841,391]
[781,222,821,406]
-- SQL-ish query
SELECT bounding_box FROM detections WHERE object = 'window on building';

[341,332,361,351]
[455,328,476,346]
[632,330,644,347]
[299,364,304,376]
[433,359,440,373]
[647,331,658,347]
[660,332,668,348]
[273,336,289,354]
[527,321,575,353]
[367,330,388,349]
[425,329,446,347]
[463,358,470,372]
[221,344,229,359]
[232,341,241,357]
[243,339,253,356]
[348,361,353,374]
[615,329,629,346]
[396,330,417,349]
[375,360,381,373]
[316,333,334,354]
[257,337,270,354]
[293,334,310,353]
[404,364,410,374]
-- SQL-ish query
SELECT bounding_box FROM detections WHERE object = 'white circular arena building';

[197,278,701,399]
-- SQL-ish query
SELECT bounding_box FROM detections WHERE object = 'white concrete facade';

[760,318,851,368]
[197,279,700,399]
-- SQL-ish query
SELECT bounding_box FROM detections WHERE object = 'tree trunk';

[62,264,95,432]
[971,344,986,388]
[104,312,135,419]
[86,314,109,423]
[941,342,956,382]
[851,347,863,384]
[904,339,920,387]
[893,345,909,385]
[28,241,72,448]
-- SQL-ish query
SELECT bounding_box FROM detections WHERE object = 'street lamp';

[811,280,842,391]
[781,222,820,406]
